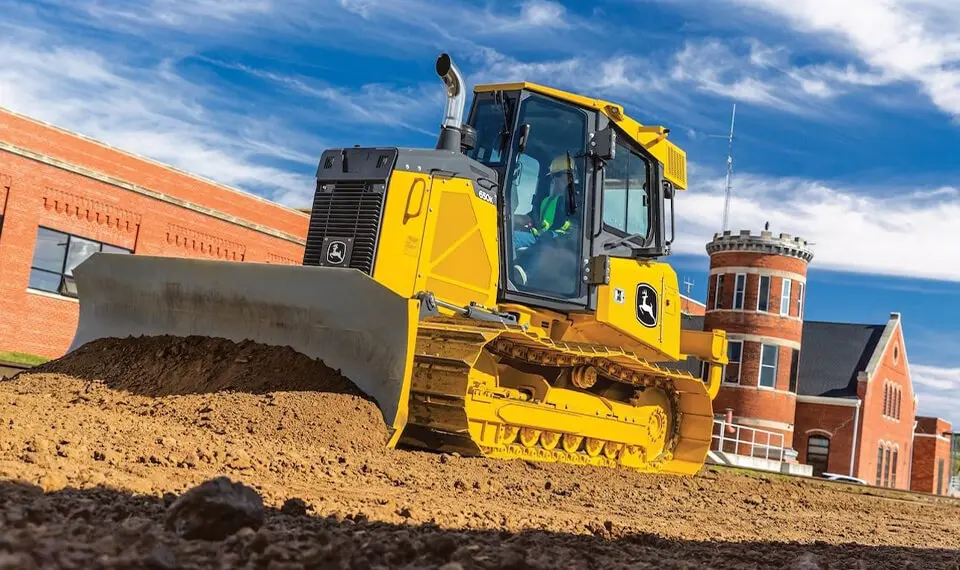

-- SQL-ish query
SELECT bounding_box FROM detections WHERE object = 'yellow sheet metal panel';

[372,170,433,298]
[414,174,500,309]
[592,257,682,361]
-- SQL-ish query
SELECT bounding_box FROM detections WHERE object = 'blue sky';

[1,0,958,426]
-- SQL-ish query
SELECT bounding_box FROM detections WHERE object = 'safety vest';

[533,194,572,236]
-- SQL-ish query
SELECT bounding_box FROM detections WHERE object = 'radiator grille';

[302,180,386,275]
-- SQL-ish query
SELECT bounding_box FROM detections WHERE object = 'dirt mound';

[2,334,960,568]
[34,335,371,398]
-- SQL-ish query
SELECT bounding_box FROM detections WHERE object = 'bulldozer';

[67,53,727,475]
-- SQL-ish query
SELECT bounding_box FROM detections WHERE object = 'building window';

[758,343,778,388]
[780,278,792,316]
[938,458,945,495]
[883,447,891,487]
[724,340,742,384]
[733,273,746,310]
[757,275,771,312]
[883,383,890,418]
[797,282,804,319]
[28,227,131,298]
[789,348,800,392]
[875,445,883,486]
[806,435,830,477]
[891,448,898,487]
[713,273,724,310]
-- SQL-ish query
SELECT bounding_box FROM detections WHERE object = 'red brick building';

[911,417,954,496]
[679,228,954,494]
[680,294,705,316]
[792,313,916,489]
[0,108,309,359]
[703,229,814,452]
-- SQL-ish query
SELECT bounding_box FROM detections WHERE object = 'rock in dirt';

[280,497,311,517]
[785,552,823,570]
[164,476,264,540]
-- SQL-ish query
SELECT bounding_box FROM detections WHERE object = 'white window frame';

[733,273,746,310]
[797,282,804,319]
[713,273,724,310]
[724,340,743,384]
[780,278,792,316]
[757,275,771,312]
[758,343,778,389]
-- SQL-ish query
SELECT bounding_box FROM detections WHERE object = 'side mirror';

[662,180,675,199]
[517,123,531,153]
[593,126,616,161]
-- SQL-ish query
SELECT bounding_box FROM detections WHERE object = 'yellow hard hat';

[548,154,578,179]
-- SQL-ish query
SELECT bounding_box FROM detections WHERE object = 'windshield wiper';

[495,91,511,153]
[564,150,577,216]
[604,232,649,250]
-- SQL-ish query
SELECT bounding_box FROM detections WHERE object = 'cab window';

[505,93,587,300]
[602,143,651,241]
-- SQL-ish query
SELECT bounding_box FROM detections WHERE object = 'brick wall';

[0,115,310,359]
[853,325,916,490]
[708,251,810,276]
[680,295,705,316]
[911,417,953,495]
[0,109,308,238]
[794,401,858,476]
[707,272,805,330]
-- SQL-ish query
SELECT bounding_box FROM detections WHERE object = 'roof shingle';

[796,321,885,397]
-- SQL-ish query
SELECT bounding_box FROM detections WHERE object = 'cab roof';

[473,81,687,190]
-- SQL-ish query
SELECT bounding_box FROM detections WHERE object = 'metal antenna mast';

[720,103,737,232]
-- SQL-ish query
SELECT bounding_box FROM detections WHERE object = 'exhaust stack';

[435,53,466,153]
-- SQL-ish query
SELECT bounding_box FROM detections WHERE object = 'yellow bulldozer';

[68,53,727,475]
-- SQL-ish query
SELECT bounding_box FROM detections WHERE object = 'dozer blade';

[68,253,419,447]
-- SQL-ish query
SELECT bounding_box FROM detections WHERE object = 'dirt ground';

[1,336,959,569]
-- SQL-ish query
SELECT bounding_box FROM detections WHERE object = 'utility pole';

[683,277,695,297]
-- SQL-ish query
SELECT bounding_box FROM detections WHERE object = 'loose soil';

[1,335,958,569]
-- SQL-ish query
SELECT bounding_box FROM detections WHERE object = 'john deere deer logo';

[326,240,346,265]
[636,284,658,328]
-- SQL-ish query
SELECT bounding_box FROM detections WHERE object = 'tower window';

[758,343,778,388]
[733,273,746,310]
[757,275,771,312]
[780,278,792,315]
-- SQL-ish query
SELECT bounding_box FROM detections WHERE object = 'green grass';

[0,351,49,367]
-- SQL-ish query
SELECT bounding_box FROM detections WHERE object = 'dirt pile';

[2,335,960,569]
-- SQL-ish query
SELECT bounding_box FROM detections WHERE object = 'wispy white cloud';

[468,36,898,129]
[724,0,960,119]
[46,0,277,31]
[910,364,960,424]
[198,57,444,137]
[0,28,316,205]
[673,163,960,283]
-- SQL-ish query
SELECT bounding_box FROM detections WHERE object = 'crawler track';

[402,318,734,475]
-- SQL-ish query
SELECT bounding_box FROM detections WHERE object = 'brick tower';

[705,228,814,455]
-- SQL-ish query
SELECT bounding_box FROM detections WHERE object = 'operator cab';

[462,83,677,313]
